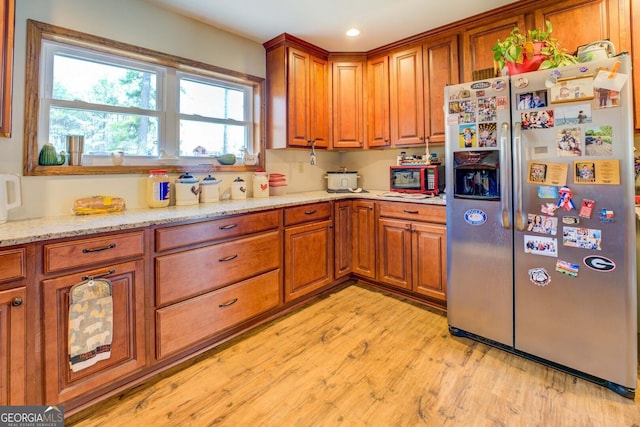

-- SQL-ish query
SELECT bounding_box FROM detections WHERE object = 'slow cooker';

[325,171,359,191]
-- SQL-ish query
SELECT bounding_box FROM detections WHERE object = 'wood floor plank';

[67,284,640,426]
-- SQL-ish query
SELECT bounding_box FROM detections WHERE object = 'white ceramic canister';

[231,176,247,200]
[252,170,269,198]
[175,172,200,206]
[200,174,221,203]
[0,174,21,224]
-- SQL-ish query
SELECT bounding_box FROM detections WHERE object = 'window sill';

[25,163,264,176]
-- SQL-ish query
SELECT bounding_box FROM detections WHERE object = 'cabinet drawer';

[0,248,26,283]
[155,231,281,306]
[43,232,145,274]
[284,202,332,226]
[378,201,445,224]
[156,269,281,359]
[156,210,281,252]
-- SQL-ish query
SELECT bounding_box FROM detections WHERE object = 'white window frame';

[24,19,265,176]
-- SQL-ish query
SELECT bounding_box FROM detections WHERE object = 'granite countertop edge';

[0,190,446,247]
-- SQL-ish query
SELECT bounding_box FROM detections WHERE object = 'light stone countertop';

[0,190,446,247]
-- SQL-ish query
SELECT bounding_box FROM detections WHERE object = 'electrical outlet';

[297,162,304,173]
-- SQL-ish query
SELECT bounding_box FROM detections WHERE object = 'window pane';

[179,78,244,120]
[49,106,159,155]
[53,54,157,110]
[179,120,246,156]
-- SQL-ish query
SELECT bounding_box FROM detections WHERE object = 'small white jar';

[175,172,200,206]
[200,175,221,203]
[231,177,247,200]
[252,171,269,198]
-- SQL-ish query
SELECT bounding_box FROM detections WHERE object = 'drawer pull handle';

[304,210,317,215]
[11,297,23,307]
[218,298,238,308]
[219,254,238,262]
[403,209,419,214]
[219,224,238,230]
[82,269,116,280]
[82,243,116,253]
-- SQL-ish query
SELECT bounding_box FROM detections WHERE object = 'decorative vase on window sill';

[38,143,66,166]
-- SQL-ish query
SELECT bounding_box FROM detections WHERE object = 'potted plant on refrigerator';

[492,21,577,76]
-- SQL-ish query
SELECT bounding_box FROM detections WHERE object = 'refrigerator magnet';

[528,268,551,287]
[556,186,576,211]
[598,208,615,223]
[562,226,601,250]
[537,185,559,199]
[524,235,558,257]
[583,255,616,272]
[556,259,579,277]
[579,199,595,218]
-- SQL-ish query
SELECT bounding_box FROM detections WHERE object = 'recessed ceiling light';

[346,28,360,37]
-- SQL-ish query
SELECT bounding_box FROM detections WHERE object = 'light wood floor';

[67,284,640,426]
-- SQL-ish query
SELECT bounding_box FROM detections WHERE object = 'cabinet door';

[0,287,26,405]
[390,46,425,146]
[423,35,459,144]
[334,200,352,279]
[351,200,376,279]
[412,222,447,302]
[310,54,329,148]
[331,61,364,148]
[42,260,146,405]
[534,0,627,57]
[284,220,334,302]
[287,47,312,147]
[462,15,526,82]
[367,55,391,148]
[377,218,412,289]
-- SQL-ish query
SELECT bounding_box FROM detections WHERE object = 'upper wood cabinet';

[366,55,391,148]
[390,46,425,146]
[330,57,365,149]
[0,0,13,137]
[388,35,459,147]
[265,34,329,149]
[461,14,526,82]
[422,34,459,144]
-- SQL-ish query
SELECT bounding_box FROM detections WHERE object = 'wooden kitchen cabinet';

[377,202,446,308]
[284,202,334,302]
[0,285,26,405]
[388,34,458,147]
[351,200,376,279]
[330,56,365,149]
[334,200,352,278]
[367,55,391,147]
[265,34,329,149]
[41,258,146,407]
[422,34,459,144]
[461,14,526,82]
[390,45,425,146]
[154,210,282,359]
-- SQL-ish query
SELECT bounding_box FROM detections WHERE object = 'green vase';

[38,143,66,166]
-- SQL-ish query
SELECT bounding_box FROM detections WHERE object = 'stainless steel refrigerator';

[445,55,637,398]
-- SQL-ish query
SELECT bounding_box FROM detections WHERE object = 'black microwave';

[389,165,444,195]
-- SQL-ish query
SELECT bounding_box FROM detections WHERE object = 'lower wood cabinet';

[41,259,147,406]
[377,202,447,307]
[334,200,352,279]
[283,202,334,302]
[0,286,26,405]
[156,269,280,359]
[351,200,376,279]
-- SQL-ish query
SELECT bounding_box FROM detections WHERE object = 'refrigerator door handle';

[512,122,527,231]
[499,122,512,229]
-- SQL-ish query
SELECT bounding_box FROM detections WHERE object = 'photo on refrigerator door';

[584,125,612,156]
[458,124,477,148]
[562,226,601,250]
[556,128,582,156]
[524,235,558,257]
[554,104,592,125]
[521,110,554,129]
[527,214,558,235]
[478,123,497,147]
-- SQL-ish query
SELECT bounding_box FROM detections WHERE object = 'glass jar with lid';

[147,169,170,208]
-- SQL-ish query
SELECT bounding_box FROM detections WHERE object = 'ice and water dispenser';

[452,150,500,199]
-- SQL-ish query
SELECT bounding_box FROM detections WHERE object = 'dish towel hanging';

[68,278,113,372]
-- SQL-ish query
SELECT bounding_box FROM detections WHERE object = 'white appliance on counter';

[445,55,637,398]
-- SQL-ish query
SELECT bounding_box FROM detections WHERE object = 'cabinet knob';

[11,297,23,307]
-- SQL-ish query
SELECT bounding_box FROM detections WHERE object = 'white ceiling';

[144,0,517,51]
